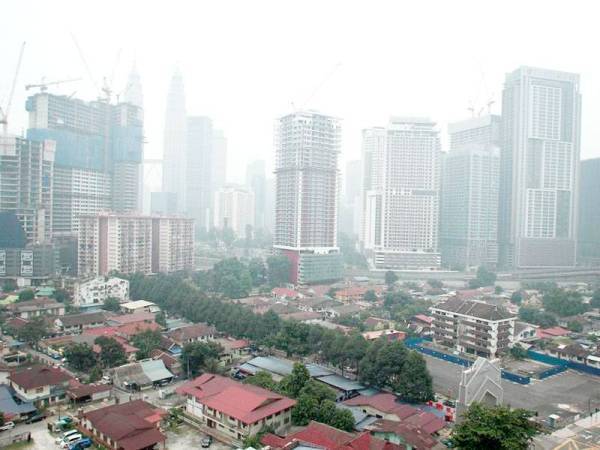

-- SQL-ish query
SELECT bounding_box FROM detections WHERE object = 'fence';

[528,349,600,377]
[538,364,568,380]
[500,370,530,385]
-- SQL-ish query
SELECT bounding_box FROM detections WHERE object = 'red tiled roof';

[272,287,299,298]
[83,326,118,337]
[4,317,29,330]
[83,400,166,450]
[343,394,418,420]
[537,326,570,338]
[413,314,433,324]
[117,321,161,338]
[67,383,111,399]
[177,373,295,424]
[261,421,405,450]
[8,364,72,390]
[91,335,138,355]
[336,286,369,298]
[403,411,446,434]
[366,419,440,449]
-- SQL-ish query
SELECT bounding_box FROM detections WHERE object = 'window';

[36,387,44,393]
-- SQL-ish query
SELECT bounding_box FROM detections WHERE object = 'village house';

[54,311,107,334]
[166,323,216,347]
[7,297,65,319]
[79,399,166,450]
[121,300,160,314]
[8,364,73,407]
[362,329,406,342]
[176,373,295,445]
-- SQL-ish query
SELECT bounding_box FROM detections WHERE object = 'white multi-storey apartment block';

[431,297,516,359]
[213,185,255,238]
[362,118,441,269]
[441,115,501,269]
[274,111,342,284]
[499,67,581,268]
[73,276,129,309]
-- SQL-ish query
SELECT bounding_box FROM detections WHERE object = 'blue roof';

[0,384,36,415]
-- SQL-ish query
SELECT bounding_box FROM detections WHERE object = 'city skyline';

[3,1,600,188]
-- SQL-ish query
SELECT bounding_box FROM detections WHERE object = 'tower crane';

[0,42,26,135]
[25,78,82,93]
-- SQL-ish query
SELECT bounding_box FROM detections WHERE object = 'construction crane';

[25,78,81,93]
[0,41,26,135]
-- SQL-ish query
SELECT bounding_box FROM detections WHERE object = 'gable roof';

[366,419,442,449]
[8,297,63,312]
[9,364,72,389]
[176,373,295,424]
[432,297,514,321]
[166,323,215,342]
[58,311,106,327]
[106,312,155,326]
[83,400,166,450]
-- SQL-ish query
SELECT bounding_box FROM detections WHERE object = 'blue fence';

[501,370,530,385]
[528,349,600,377]
[538,365,567,380]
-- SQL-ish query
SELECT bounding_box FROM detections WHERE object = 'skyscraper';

[186,116,213,230]
[362,118,441,269]
[0,136,55,244]
[441,115,501,269]
[274,111,342,284]
[213,185,255,238]
[246,160,267,230]
[577,158,600,265]
[124,63,145,212]
[499,67,581,268]
[26,92,143,236]
[213,129,228,192]
[162,70,187,213]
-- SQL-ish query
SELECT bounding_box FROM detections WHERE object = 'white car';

[0,422,15,431]
[55,430,80,445]
[60,433,82,448]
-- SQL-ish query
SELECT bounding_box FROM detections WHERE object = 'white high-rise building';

[124,63,145,213]
[162,70,187,213]
[499,67,581,268]
[441,115,501,269]
[213,185,255,238]
[362,117,441,269]
[274,111,342,284]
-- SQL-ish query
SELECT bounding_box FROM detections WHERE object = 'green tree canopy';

[95,336,127,368]
[543,288,589,317]
[131,329,163,359]
[17,289,35,302]
[468,266,497,289]
[451,403,540,450]
[102,297,122,312]
[363,290,377,302]
[181,341,223,377]
[266,255,290,286]
[385,271,399,287]
[64,343,97,371]
[510,291,523,305]
[15,316,48,344]
[248,258,267,287]
[245,371,278,391]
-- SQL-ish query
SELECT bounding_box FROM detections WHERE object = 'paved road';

[424,354,600,417]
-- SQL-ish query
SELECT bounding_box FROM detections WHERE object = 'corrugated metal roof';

[243,356,334,378]
[0,385,36,415]
[315,374,365,392]
[140,359,173,382]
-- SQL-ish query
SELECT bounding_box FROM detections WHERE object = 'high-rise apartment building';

[362,118,441,269]
[213,185,255,238]
[26,92,143,236]
[162,70,187,213]
[578,158,600,265]
[186,116,213,230]
[441,115,501,269]
[274,111,342,284]
[246,160,267,230]
[499,67,581,268]
[78,212,194,277]
[0,136,55,244]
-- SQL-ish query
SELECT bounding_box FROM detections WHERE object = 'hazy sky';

[2,0,599,190]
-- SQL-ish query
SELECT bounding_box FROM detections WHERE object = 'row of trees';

[246,363,355,431]
[126,272,434,402]
[63,336,128,382]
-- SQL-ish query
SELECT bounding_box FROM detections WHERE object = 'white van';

[60,433,82,448]
[55,430,79,445]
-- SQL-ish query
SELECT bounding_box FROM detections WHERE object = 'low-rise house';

[365,317,395,330]
[514,321,538,342]
[536,326,570,339]
[272,287,301,300]
[8,364,73,406]
[121,300,160,314]
[261,420,405,450]
[149,349,182,376]
[166,323,216,347]
[83,327,140,361]
[74,276,129,310]
[335,286,370,302]
[176,373,296,445]
[0,384,36,421]
[7,297,65,319]
[215,338,251,365]
[295,297,343,318]
[362,329,406,342]
[547,343,589,364]
[105,311,155,327]
[330,303,364,318]
[366,419,446,450]
[111,359,174,391]
[54,311,107,334]
[79,400,166,450]
[66,382,112,404]
[116,321,162,341]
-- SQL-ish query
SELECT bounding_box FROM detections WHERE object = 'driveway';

[166,424,233,450]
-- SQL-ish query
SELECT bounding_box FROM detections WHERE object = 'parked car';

[69,437,92,450]
[201,435,212,448]
[0,421,15,431]
[25,413,46,424]
[56,429,80,445]
[60,433,82,448]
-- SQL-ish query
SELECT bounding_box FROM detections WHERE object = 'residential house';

[330,303,364,318]
[149,349,182,376]
[79,400,166,450]
[111,359,174,391]
[0,384,36,422]
[514,321,538,343]
[362,330,406,342]
[365,317,394,330]
[176,373,295,445]
[83,327,140,361]
[335,286,370,302]
[272,287,301,300]
[105,312,156,327]
[166,323,216,347]
[295,297,343,318]
[261,420,405,450]
[54,311,107,334]
[366,420,446,450]
[409,314,433,335]
[121,300,160,314]
[430,297,516,358]
[66,383,112,404]
[536,326,570,339]
[215,338,251,365]
[74,277,129,310]
[8,364,73,406]
[7,297,65,319]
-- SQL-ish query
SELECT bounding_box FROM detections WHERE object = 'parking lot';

[166,424,233,450]
[424,354,600,418]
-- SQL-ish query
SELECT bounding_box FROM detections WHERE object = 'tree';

[567,320,583,333]
[543,288,588,317]
[16,317,48,344]
[266,255,290,286]
[427,279,443,289]
[469,266,497,289]
[248,258,267,287]
[95,336,127,368]
[292,393,319,426]
[17,289,35,302]
[510,291,523,305]
[89,365,103,383]
[280,363,310,398]
[181,341,223,377]
[212,258,253,298]
[518,307,557,328]
[394,351,434,402]
[385,271,398,288]
[591,289,600,309]
[53,288,71,304]
[510,344,527,360]
[495,286,503,294]
[64,343,97,371]
[2,280,17,293]
[245,371,277,391]
[328,405,355,432]
[451,403,540,450]
[155,311,167,328]
[131,329,163,359]
[363,290,377,302]
[102,297,121,312]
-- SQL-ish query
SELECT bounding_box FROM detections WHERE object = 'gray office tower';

[441,115,501,269]
[578,158,600,265]
[186,116,214,231]
[498,67,581,268]
[246,160,267,230]
[26,92,143,237]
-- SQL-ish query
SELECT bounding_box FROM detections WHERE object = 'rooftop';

[166,323,216,342]
[432,297,514,321]
[57,311,106,327]
[9,364,72,390]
